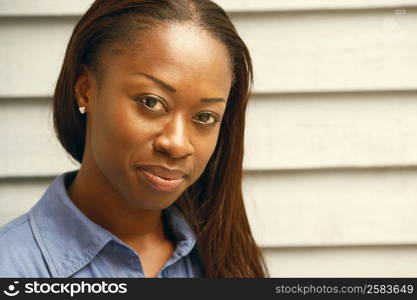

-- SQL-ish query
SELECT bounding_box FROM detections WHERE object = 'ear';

[74,66,96,110]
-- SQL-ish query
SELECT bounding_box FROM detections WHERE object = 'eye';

[137,95,167,112]
[194,111,220,126]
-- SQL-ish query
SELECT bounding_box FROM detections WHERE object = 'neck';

[67,153,170,251]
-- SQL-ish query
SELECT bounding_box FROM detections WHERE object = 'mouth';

[135,166,186,192]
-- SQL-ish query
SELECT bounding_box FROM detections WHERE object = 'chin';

[127,193,179,211]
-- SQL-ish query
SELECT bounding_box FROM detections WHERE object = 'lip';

[135,165,187,192]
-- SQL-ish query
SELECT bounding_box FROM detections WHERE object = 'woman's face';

[81,23,233,211]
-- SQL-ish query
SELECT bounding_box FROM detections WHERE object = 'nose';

[153,113,194,159]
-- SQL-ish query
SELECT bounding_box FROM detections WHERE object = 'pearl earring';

[78,106,86,114]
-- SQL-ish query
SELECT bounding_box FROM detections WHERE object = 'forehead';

[98,22,233,94]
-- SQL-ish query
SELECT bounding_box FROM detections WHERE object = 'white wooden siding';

[1,0,417,277]
[1,0,417,16]
[263,246,417,277]
[243,168,417,247]
[245,92,417,170]
[2,9,417,97]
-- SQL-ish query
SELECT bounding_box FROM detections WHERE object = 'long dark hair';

[54,0,268,278]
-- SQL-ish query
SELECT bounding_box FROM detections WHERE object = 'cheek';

[192,129,221,177]
[89,99,151,169]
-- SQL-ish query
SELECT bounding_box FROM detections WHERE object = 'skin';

[68,22,233,277]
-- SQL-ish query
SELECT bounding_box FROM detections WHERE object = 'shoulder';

[0,214,50,277]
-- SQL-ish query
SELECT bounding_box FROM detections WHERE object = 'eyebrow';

[200,98,226,103]
[138,72,226,103]
[138,72,176,93]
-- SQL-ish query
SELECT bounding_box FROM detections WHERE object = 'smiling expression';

[80,22,233,210]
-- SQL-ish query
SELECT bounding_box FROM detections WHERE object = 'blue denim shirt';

[0,170,203,278]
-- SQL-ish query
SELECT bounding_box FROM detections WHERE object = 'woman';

[0,0,267,278]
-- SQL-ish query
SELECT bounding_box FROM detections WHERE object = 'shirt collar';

[29,170,197,277]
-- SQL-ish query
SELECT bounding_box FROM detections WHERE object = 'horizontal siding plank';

[263,245,417,277]
[2,168,417,248]
[0,18,72,98]
[2,92,417,176]
[0,0,93,17]
[240,9,417,93]
[244,91,417,170]
[1,0,416,16]
[1,9,417,97]
[244,168,417,247]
